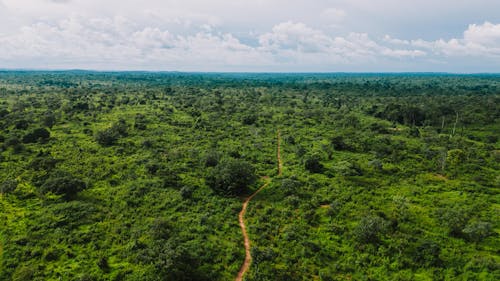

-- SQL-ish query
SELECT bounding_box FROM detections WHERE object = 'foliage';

[22,128,50,143]
[206,158,257,196]
[0,71,498,281]
[353,215,388,244]
[39,172,87,200]
[304,154,323,173]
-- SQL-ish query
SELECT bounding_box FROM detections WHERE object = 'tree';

[463,221,493,242]
[353,215,388,244]
[95,119,128,146]
[333,161,362,176]
[205,158,256,196]
[95,127,119,146]
[437,207,469,237]
[40,173,87,200]
[413,240,441,267]
[304,154,323,173]
[203,151,220,167]
[134,113,148,130]
[0,179,18,194]
[180,186,194,199]
[22,128,50,143]
[43,112,56,128]
[14,119,30,130]
[242,114,258,125]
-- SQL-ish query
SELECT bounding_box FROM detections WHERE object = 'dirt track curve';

[235,130,282,281]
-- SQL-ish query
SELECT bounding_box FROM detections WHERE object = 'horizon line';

[1,68,500,75]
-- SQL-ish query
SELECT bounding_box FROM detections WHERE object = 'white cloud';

[464,22,500,46]
[403,22,500,58]
[0,4,499,72]
[259,21,333,53]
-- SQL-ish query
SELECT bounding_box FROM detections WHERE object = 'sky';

[0,0,499,72]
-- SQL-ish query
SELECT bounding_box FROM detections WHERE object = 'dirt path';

[235,130,282,281]
[277,129,283,176]
[235,178,270,281]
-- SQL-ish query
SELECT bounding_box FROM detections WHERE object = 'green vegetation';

[0,71,499,280]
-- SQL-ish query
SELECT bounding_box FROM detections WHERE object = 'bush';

[22,128,50,143]
[205,158,256,196]
[204,151,219,167]
[413,240,441,267]
[29,156,59,171]
[12,265,35,281]
[463,221,494,242]
[0,179,18,194]
[43,113,56,128]
[281,178,301,195]
[15,119,30,130]
[95,127,120,146]
[95,119,128,146]
[353,215,388,244]
[304,154,323,173]
[180,186,194,199]
[151,218,172,240]
[40,173,87,200]
[333,161,363,176]
[437,207,469,237]
[242,114,258,125]
[134,113,148,130]
[0,108,9,118]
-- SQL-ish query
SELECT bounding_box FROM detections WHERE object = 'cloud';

[0,16,269,70]
[259,21,333,53]
[404,22,500,57]
[0,13,498,71]
[257,22,425,65]
[464,22,500,47]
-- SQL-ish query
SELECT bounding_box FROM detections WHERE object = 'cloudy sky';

[0,0,499,72]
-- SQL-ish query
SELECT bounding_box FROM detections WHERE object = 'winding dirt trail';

[235,130,282,281]
[277,129,283,176]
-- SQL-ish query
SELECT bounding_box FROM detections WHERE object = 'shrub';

[40,173,87,200]
[29,156,59,171]
[95,119,128,146]
[22,128,50,143]
[204,151,219,167]
[333,161,363,176]
[14,119,30,130]
[242,114,258,125]
[413,240,441,267]
[463,221,494,242]
[353,215,388,244]
[304,154,323,173]
[0,108,9,118]
[437,207,469,237]
[95,127,119,146]
[134,113,148,130]
[0,179,18,194]
[43,113,56,128]
[281,178,301,195]
[12,265,35,281]
[180,186,194,199]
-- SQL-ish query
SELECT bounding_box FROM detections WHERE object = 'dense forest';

[0,71,498,280]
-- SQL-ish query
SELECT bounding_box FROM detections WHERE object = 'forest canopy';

[0,71,498,281]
